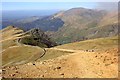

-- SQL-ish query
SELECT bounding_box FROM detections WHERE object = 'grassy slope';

[1,26,44,67]
[55,36,118,51]
[2,45,44,67]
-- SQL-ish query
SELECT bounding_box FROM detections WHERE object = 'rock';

[40,62,44,64]
[2,69,6,71]
[27,63,33,65]
[97,63,100,65]
[15,71,19,73]
[56,67,61,69]
[44,70,47,73]
[91,50,94,52]
[111,62,114,64]
[33,63,35,65]
[11,74,16,77]
[53,66,61,70]
[60,73,64,75]
[41,75,44,77]
[105,64,110,66]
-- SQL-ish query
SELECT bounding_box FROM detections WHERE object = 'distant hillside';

[51,8,118,44]
[3,16,64,31]
[3,7,118,44]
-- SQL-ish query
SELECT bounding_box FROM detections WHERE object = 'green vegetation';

[20,28,57,48]
[54,23,118,44]
[20,36,47,48]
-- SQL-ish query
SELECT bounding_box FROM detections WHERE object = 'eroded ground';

[2,47,118,78]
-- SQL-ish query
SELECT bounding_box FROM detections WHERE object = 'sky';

[2,2,98,11]
[1,0,119,2]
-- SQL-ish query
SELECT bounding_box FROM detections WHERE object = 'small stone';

[44,70,47,73]
[41,75,44,77]
[11,74,16,76]
[97,63,99,65]
[2,69,6,71]
[40,62,44,64]
[91,50,94,52]
[60,73,64,75]
[27,63,32,65]
[16,71,19,73]
[105,64,110,66]
[111,62,114,64]
[33,63,35,65]
[56,67,61,69]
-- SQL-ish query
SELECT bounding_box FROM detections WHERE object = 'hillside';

[2,8,118,44]
[20,28,57,48]
[51,8,118,44]
[1,26,56,67]
[2,36,118,78]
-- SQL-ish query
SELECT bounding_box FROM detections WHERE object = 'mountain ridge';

[3,7,118,44]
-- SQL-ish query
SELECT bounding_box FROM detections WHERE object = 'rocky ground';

[2,47,118,78]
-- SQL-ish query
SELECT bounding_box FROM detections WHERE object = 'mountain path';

[45,48,118,78]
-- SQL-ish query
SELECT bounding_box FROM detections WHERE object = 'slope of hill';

[2,36,118,78]
[1,26,56,67]
[51,8,118,44]
[35,36,118,63]
[2,45,44,67]
[19,28,57,48]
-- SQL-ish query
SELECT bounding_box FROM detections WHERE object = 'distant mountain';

[3,16,64,31]
[50,8,118,44]
[2,16,42,30]
[3,7,118,44]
